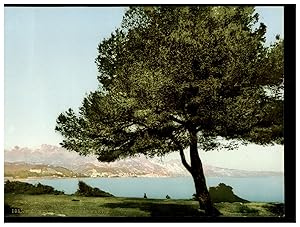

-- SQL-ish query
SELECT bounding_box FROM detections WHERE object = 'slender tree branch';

[169,114,186,125]
[170,133,192,174]
[132,119,148,128]
[179,147,192,174]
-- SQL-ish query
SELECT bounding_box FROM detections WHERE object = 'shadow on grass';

[102,201,204,217]
[263,203,285,217]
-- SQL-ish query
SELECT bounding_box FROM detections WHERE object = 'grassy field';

[5,193,284,217]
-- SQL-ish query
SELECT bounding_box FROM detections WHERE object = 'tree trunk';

[188,129,221,216]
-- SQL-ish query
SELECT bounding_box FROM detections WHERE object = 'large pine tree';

[56,6,283,215]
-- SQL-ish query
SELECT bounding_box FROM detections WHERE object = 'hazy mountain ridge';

[4,144,98,169]
[4,145,283,178]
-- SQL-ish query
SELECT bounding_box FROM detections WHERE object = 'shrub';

[75,181,114,197]
[4,180,64,195]
[209,183,248,203]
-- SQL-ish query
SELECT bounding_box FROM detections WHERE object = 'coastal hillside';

[5,145,283,178]
[4,162,82,179]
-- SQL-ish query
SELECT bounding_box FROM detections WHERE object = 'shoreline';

[4,175,183,182]
[4,173,283,182]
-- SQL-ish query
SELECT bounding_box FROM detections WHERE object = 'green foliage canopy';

[56,6,284,162]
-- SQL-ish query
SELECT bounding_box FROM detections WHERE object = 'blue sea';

[25,176,284,203]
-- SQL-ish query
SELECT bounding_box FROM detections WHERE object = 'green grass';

[5,193,284,217]
[214,202,283,217]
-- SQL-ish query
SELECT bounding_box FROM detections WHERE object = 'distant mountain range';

[4,144,283,178]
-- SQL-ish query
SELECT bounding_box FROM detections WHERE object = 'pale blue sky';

[4,6,284,171]
[5,7,125,148]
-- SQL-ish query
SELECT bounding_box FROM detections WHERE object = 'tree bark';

[188,128,220,216]
[174,128,221,216]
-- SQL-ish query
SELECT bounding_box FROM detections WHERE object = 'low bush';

[4,180,64,195]
[209,183,248,203]
[74,181,114,197]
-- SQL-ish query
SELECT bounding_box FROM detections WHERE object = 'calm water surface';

[25,176,284,203]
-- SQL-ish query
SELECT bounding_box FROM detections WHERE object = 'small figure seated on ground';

[166,195,171,199]
[144,193,147,199]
